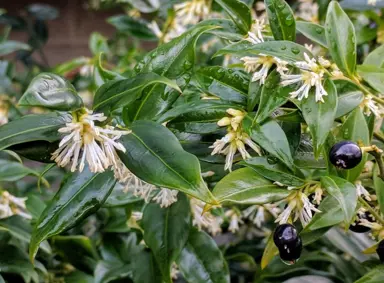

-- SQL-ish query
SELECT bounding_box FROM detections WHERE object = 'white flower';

[297,0,319,23]
[171,263,179,279]
[368,0,377,6]
[241,55,288,84]
[245,19,265,44]
[174,0,210,26]
[0,96,9,126]
[0,191,31,220]
[361,95,384,117]
[355,181,371,201]
[190,198,222,235]
[152,188,179,208]
[52,109,130,173]
[225,209,243,233]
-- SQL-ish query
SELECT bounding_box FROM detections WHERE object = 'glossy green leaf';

[247,80,262,112]
[118,120,218,204]
[177,228,230,283]
[354,265,384,283]
[321,176,357,228]
[131,250,162,283]
[93,72,180,115]
[196,66,248,105]
[340,108,370,182]
[363,44,384,68]
[94,261,131,283]
[202,19,244,40]
[29,168,116,260]
[325,1,356,76]
[357,65,384,93]
[65,271,94,283]
[373,164,384,215]
[302,79,338,158]
[255,70,295,123]
[130,23,218,121]
[242,157,305,186]
[296,21,327,48]
[0,40,30,56]
[212,167,290,204]
[246,117,294,168]
[142,193,190,282]
[215,41,312,62]
[265,0,296,41]
[19,73,83,111]
[0,112,71,151]
[103,183,141,207]
[215,0,251,34]
[108,15,157,40]
[9,141,58,163]
[335,91,363,118]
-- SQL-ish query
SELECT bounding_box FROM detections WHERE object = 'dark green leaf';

[215,41,312,63]
[242,157,305,186]
[215,0,251,34]
[9,140,59,163]
[103,183,141,207]
[0,112,71,151]
[301,79,337,158]
[203,19,244,40]
[93,73,180,115]
[335,91,363,118]
[0,160,37,182]
[29,168,116,260]
[246,117,294,168]
[177,228,230,283]
[357,65,384,93]
[108,15,157,40]
[142,194,190,282]
[118,120,218,204]
[320,176,357,228]
[255,70,294,123]
[247,80,262,112]
[340,108,370,182]
[196,66,248,105]
[296,21,327,48]
[19,73,83,111]
[93,53,124,87]
[94,261,131,283]
[212,167,290,204]
[65,271,94,283]
[325,1,356,76]
[0,40,30,56]
[265,0,296,41]
[131,250,162,283]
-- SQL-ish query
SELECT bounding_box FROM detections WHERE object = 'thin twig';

[358,196,384,225]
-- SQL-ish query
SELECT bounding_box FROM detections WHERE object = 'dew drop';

[277,1,285,9]
[280,45,287,50]
[217,69,225,79]
[151,52,157,58]
[267,156,278,164]
[315,27,323,34]
[285,15,294,26]
[183,60,192,70]
[291,47,300,55]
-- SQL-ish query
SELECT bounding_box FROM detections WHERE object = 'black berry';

[377,240,384,262]
[273,224,302,264]
[349,211,375,233]
[329,141,362,169]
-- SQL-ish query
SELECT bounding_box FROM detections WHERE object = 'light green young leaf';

[215,0,251,34]
[118,120,218,204]
[29,168,116,261]
[265,0,296,41]
[177,228,230,283]
[19,73,83,111]
[142,194,190,283]
[325,1,356,76]
[212,167,290,204]
[302,79,338,159]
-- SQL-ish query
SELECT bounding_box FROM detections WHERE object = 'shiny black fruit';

[377,240,384,262]
[349,211,375,233]
[273,224,302,264]
[329,141,362,169]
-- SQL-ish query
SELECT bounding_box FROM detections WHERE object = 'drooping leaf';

[118,120,218,204]
[212,167,290,204]
[357,65,384,93]
[245,117,294,168]
[320,176,357,228]
[215,40,312,63]
[196,66,248,105]
[19,73,83,111]
[301,79,338,158]
[340,108,370,182]
[93,73,180,115]
[215,0,251,34]
[296,21,327,48]
[0,112,71,151]
[255,70,295,123]
[242,157,305,186]
[142,194,190,283]
[108,15,157,40]
[177,228,230,283]
[325,1,356,76]
[265,0,296,41]
[29,168,116,260]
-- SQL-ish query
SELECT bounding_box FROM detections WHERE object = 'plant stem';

[358,196,384,225]
[368,150,384,181]
[374,132,384,144]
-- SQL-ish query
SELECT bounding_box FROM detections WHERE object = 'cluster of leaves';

[0,0,384,282]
